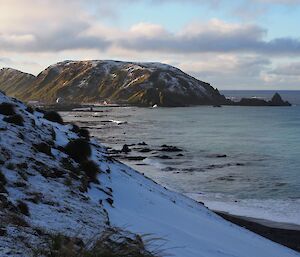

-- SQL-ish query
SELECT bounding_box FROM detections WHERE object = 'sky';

[0,0,300,90]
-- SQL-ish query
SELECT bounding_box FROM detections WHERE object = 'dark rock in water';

[269,93,291,106]
[236,163,245,166]
[213,105,222,108]
[207,154,227,158]
[160,145,183,152]
[138,148,152,153]
[126,156,146,161]
[155,155,173,160]
[121,144,131,153]
[216,176,235,182]
[137,142,148,146]
[162,167,177,171]
[238,98,268,106]
[176,153,184,157]
[107,149,121,155]
[206,163,232,170]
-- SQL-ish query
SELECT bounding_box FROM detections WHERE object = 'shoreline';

[215,211,300,252]
[60,109,300,253]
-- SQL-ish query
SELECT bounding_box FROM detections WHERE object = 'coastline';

[215,211,300,252]
[59,104,300,254]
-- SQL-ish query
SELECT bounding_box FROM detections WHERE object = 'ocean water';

[61,90,300,226]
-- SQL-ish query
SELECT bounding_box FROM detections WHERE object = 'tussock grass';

[3,114,24,126]
[0,102,16,116]
[65,139,91,163]
[44,111,64,124]
[17,200,30,216]
[33,142,52,156]
[79,128,90,140]
[0,171,7,185]
[26,106,34,114]
[80,160,100,183]
[34,227,166,257]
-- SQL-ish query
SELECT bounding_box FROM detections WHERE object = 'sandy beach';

[216,211,300,252]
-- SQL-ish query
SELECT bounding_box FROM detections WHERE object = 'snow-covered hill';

[0,91,298,257]
[0,60,227,107]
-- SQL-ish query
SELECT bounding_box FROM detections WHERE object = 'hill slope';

[1,61,227,106]
[0,68,35,100]
[0,92,299,257]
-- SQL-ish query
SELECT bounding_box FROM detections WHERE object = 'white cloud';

[0,0,299,89]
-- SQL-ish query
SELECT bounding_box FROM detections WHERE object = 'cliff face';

[1,60,227,106]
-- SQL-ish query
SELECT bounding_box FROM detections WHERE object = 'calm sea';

[61,90,300,225]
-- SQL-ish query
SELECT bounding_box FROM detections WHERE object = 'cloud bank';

[0,0,299,89]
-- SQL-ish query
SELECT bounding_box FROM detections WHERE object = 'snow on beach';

[187,193,300,227]
[0,91,299,257]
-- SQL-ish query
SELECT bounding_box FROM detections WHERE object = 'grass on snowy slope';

[33,227,166,257]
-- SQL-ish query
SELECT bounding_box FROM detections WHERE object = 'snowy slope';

[0,91,299,257]
[99,162,299,257]
[0,92,109,256]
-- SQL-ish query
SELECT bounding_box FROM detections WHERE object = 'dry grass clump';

[34,227,165,257]
[16,200,30,216]
[33,142,52,156]
[80,160,100,183]
[6,162,15,170]
[0,102,16,115]
[65,139,91,163]
[0,171,7,185]
[44,111,64,124]
[26,106,34,114]
[3,114,24,126]
[71,125,90,140]
[78,128,90,140]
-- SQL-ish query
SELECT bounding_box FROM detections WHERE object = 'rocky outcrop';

[234,93,291,107]
[269,93,291,106]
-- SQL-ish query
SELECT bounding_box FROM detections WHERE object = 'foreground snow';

[0,91,299,257]
[97,161,299,257]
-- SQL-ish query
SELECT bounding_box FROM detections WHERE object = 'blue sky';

[0,0,300,89]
